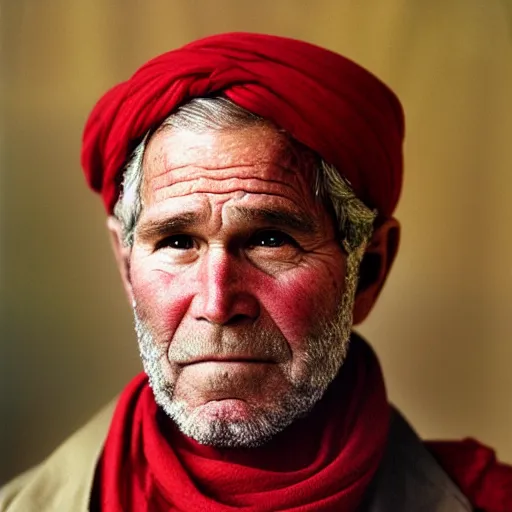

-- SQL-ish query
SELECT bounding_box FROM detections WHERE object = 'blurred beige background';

[1,0,512,485]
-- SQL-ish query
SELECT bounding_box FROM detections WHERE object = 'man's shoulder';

[0,399,116,512]
[362,407,473,512]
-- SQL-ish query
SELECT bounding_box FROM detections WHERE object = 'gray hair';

[113,97,376,253]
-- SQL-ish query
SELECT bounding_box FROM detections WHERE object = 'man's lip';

[180,356,276,366]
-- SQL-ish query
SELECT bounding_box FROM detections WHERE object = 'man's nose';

[191,247,260,326]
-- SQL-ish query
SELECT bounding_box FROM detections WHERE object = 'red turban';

[81,32,405,217]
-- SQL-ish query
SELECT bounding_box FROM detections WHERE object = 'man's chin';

[191,398,257,422]
[165,398,276,448]
[156,389,313,448]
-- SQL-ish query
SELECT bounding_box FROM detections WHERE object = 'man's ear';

[107,216,134,305]
[352,217,400,325]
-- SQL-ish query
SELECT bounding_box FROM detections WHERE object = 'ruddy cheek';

[132,268,193,337]
[259,271,341,340]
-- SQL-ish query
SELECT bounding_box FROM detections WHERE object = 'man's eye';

[158,234,194,250]
[249,230,295,248]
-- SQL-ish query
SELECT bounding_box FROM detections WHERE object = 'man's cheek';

[260,271,341,340]
[132,269,192,336]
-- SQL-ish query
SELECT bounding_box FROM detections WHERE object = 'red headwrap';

[81,32,405,216]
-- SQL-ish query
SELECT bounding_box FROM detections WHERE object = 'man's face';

[128,124,353,446]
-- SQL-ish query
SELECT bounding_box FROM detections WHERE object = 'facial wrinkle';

[153,160,301,177]
[150,174,303,197]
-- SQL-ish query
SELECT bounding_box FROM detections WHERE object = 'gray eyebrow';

[231,206,318,234]
[135,212,200,241]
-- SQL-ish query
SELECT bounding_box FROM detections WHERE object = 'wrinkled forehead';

[140,124,321,206]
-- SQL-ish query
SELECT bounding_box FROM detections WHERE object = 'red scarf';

[426,440,512,512]
[96,337,389,511]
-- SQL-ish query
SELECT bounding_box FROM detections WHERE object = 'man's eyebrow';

[136,212,200,240]
[232,206,318,234]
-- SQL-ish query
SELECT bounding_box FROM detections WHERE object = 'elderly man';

[1,33,511,512]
